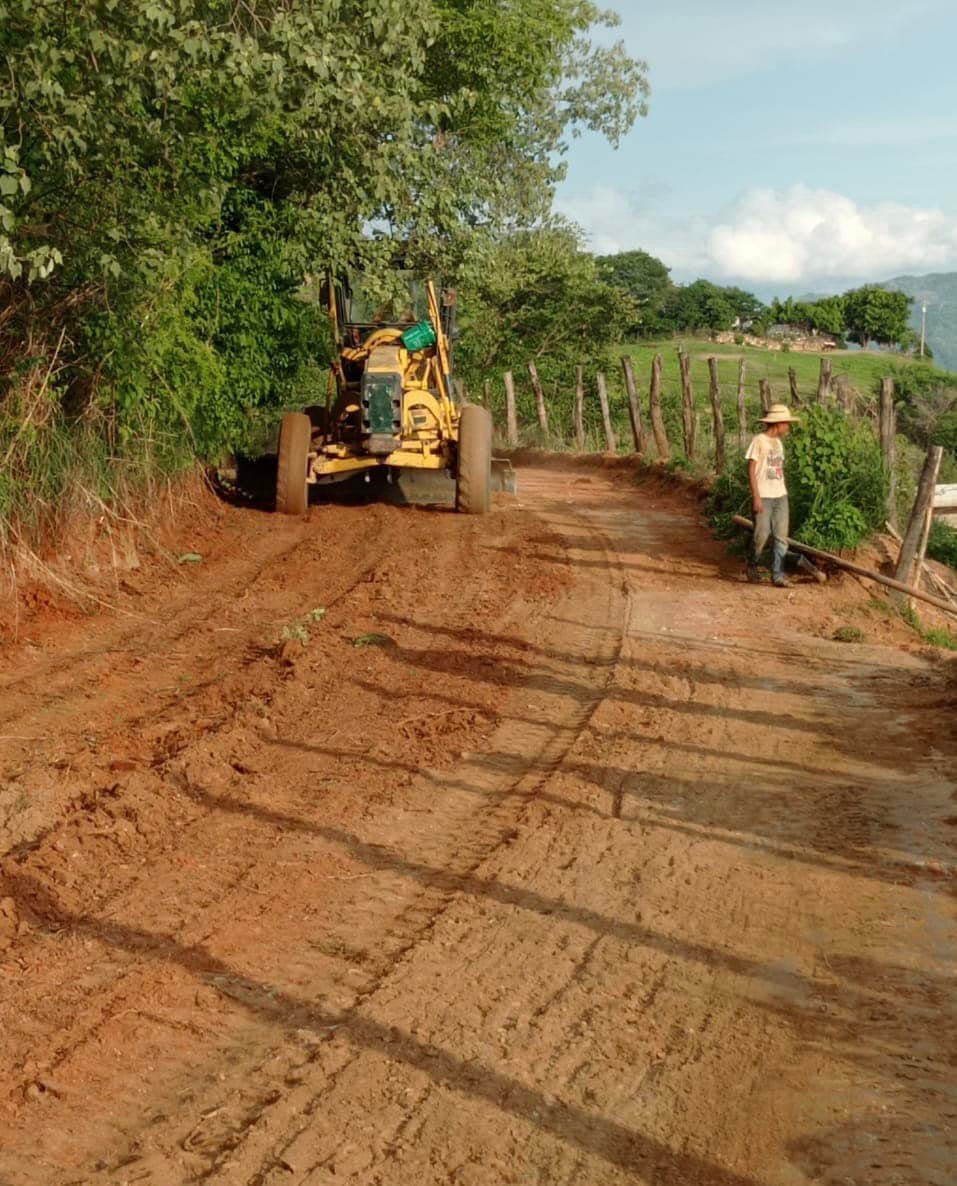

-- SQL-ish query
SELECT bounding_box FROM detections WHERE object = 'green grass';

[609,337,919,421]
[899,603,957,650]
[922,626,957,650]
[833,625,866,643]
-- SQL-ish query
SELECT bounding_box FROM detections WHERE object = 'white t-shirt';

[746,433,787,498]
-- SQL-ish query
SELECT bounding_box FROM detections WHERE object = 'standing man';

[746,403,799,587]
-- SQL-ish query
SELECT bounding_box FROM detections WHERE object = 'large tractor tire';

[455,404,492,515]
[276,412,311,514]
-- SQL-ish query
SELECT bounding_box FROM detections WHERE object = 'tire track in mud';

[0,508,392,860]
[176,499,633,1182]
[5,466,953,1185]
[192,470,955,1186]
[0,489,619,1183]
[88,492,633,1184]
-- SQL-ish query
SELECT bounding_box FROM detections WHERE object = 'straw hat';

[760,403,800,424]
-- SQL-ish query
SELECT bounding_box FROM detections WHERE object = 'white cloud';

[709,187,957,283]
[557,184,957,287]
[556,183,712,270]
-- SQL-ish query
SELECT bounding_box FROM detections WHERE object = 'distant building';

[767,323,838,349]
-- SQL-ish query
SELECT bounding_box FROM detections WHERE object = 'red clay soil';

[0,463,953,1186]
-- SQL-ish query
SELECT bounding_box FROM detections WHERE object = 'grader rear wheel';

[276,412,311,515]
[455,404,492,515]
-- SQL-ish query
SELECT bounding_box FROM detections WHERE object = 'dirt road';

[0,464,953,1185]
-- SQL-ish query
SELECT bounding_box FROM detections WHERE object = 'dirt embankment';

[0,462,953,1186]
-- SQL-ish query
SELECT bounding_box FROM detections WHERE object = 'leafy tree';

[668,280,738,334]
[806,296,846,337]
[768,297,797,326]
[454,223,638,434]
[593,255,765,338]
[887,362,957,452]
[720,286,766,323]
[843,286,912,349]
[595,249,673,334]
[457,224,636,375]
[768,295,845,337]
[0,0,649,531]
[898,327,933,360]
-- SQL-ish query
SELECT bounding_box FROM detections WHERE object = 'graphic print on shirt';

[745,433,787,499]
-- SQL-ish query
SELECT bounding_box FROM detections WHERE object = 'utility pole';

[920,300,927,358]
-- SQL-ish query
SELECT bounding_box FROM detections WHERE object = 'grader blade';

[491,458,517,496]
[381,459,517,508]
[384,468,456,507]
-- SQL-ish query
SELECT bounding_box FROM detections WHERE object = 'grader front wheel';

[276,412,311,515]
[456,404,492,515]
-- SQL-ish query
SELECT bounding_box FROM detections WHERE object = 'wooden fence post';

[596,373,617,454]
[892,446,943,607]
[503,370,518,448]
[879,377,897,528]
[788,366,799,406]
[835,374,851,413]
[736,358,747,451]
[573,364,585,451]
[816,357,833,402]
[482,380,490,411]
[758,378,772,414]
[649,353,670,461]
[620,355,646,454]
[678,350,696,458]
[707,356,726,472]
[527,361,549,436]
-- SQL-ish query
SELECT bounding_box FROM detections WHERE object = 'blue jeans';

[752,496,789,577]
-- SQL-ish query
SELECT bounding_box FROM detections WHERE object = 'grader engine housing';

[362,344,403,455]
[273,274,515,516]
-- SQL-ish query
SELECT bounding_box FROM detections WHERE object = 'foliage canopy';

[0,0,647,531]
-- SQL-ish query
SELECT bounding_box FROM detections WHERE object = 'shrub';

[927,520,957,570]
[785,405,887,549]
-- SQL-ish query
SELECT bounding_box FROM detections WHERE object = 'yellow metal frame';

[310,277,458,485]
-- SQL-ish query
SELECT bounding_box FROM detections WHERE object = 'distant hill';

[884,273,957,372]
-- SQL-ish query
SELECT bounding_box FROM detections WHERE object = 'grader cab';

[275,274,514,514]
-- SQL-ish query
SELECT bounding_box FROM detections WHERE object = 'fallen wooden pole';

[732,515,957,617]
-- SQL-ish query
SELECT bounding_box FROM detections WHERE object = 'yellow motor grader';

[275,275,514,514]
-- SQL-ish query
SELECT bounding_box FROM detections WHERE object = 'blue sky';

[555,0,957,296]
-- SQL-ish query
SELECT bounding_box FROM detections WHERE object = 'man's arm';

[748,458,763,515]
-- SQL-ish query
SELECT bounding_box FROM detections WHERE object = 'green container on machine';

[400,320,437,352]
